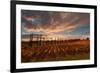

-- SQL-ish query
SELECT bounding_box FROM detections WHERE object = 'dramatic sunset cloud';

[21,10,90,39]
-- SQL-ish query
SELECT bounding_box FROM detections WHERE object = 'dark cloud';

[21,10,90,36]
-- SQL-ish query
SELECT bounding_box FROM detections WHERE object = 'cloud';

[21,10,90,35]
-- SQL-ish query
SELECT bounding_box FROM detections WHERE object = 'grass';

[21,40,90,63]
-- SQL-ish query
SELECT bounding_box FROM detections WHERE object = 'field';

[21,39,90,63]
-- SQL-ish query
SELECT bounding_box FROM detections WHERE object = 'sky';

[21,10,90,40]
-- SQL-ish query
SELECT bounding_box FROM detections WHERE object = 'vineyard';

[21,40,90,63]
